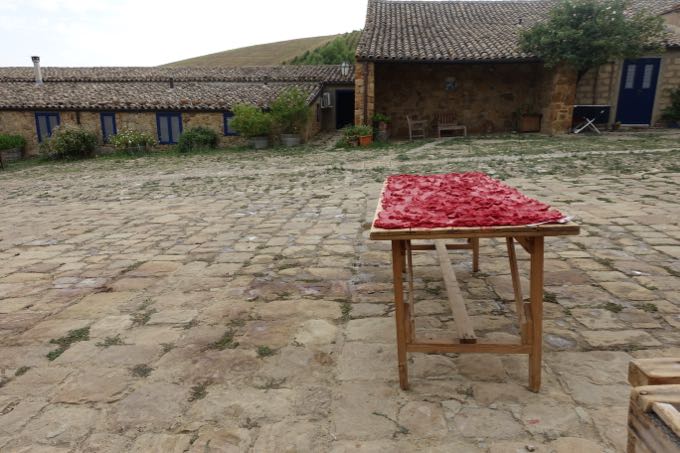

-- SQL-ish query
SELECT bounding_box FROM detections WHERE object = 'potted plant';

[270,88,311,147]
[372,113,391,141]
[661,88,680,128]
[515,105,542,133]
[342,125,374,147]
[231,104,273,149]
[0,134,26,162]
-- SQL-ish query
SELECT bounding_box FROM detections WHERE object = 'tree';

[520,0,667,80]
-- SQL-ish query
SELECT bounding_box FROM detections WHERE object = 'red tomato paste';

[374,172,565,229]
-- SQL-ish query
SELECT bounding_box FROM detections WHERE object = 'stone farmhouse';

[0,65,355,155]
[1,0,679,154]
[354,0,680,137]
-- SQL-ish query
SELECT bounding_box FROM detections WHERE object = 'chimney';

[31,56,43,85]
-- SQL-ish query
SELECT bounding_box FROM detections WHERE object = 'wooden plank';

[528,237,544,392]
[628,397,680,453]
[653,402,680,440]
[405,240,415,343]
[434,240,477,343]
[408,341,531,354]
[391,240,409,390]
[506,238,526,323]
[630,359,680,387]
[370,222,581,241]
[410,243,473,251]
[515,236,533,254]
[471,237,480,272]
[633,385,680,412]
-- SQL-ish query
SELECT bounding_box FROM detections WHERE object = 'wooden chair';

[406,115,427,140]
[437,113,467,138]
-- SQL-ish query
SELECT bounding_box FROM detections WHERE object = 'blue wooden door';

[615,58,660,125]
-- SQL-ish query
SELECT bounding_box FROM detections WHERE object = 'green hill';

[164,34,345,67]
[287,31,361,65]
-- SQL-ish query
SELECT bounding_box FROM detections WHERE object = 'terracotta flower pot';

[359,135,373,147]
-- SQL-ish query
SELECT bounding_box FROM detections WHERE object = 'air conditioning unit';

[320,92,332,108]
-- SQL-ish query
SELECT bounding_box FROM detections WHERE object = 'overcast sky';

[1,0,369,67]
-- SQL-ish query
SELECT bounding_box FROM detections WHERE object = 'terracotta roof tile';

[0,65,354,83]
[356,0,680,62]
[0,81,323,111]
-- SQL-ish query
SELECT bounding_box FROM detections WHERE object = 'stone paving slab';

[0,132,679,451]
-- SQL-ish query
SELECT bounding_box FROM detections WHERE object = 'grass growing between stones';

[47,327,90,361]
[96,335,124,348]
[257,346,274,357]
[189,382,209,402]
[131,308,156,327]
[14,366,30,377]
[210,330,239,350]
[637,303,658,313]
[341,302,352,322]
[130,364,153,378]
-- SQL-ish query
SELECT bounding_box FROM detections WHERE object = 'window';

[35,112,60,142]
[156,112,182,144]
[100,112,117,143]
[624,65,636,89]
[641,64,654,89]
[223,112,238,136]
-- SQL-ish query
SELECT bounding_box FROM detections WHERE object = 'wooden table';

[370,190,579,392]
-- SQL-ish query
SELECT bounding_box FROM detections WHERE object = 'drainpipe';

[31,56,43,85]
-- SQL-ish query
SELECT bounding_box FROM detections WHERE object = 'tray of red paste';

[373,172,567,229]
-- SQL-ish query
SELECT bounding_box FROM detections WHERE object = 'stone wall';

[575,63,619,106]
[538,65,578,135]
[0,110,249,156]
[654,49,680,124]
[354,62,375,126]
[370,61,575,137]
[0,111,41,155]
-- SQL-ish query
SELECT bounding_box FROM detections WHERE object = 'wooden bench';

[437,113,467,138]
[628,358,680,452]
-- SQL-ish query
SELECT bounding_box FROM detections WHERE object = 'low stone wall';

[369,61,574,137]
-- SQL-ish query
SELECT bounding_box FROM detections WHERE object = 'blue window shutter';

[224,112,238,136]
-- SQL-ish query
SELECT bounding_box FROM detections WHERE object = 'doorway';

[335,89,355,129]
[615,58,660,125]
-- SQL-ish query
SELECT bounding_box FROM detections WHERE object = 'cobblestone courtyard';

[1,132,679,452]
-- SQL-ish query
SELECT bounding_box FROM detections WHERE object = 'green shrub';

[337,124,374,147]
[0,134,26,151]
[177,126,219,153]
[109,130,156,152]
[372,113,391,123]
[40,126,97,160]
[230,104,272,138]
[343,124,373,139]
[270,88,311,134]
[662,88,680,122]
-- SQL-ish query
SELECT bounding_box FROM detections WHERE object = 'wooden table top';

[369,179,580,240]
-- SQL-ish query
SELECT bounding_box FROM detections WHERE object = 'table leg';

[471,238,480,272]
[528,237,544,392]
[391,240,409,390]
[405,240,415,343]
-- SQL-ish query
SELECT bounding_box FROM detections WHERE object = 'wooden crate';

[628,359,680,452]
